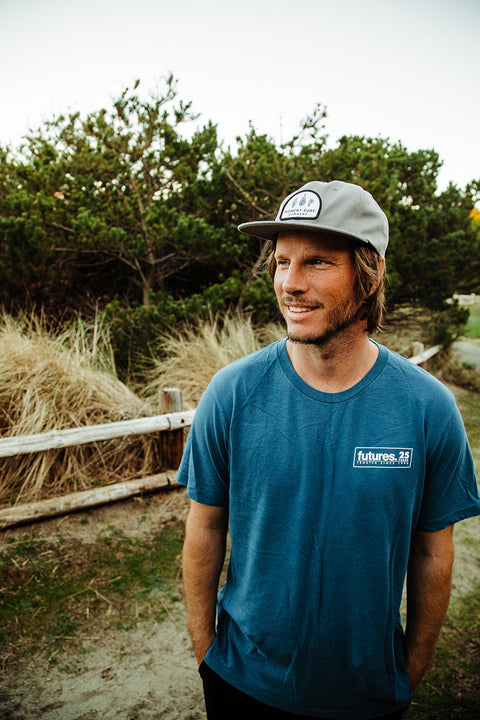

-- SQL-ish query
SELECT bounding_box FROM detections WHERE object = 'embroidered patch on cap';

[353,447,413,469]
[280,190,321,220]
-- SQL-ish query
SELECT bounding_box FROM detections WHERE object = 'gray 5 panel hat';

[238,180,388,257]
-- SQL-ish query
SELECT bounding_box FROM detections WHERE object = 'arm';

[183,498,228,665]
[404,524,455,690]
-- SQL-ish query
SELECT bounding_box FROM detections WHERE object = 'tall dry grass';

[144,314,285,408]
[0,314,160,507]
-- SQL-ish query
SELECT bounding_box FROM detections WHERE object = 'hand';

[192,631,215,666]
[405,656,425,691]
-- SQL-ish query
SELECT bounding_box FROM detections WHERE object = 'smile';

[287,306,315,314]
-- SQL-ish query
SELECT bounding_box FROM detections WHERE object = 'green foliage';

[1,79,479,368]
[104,270,278,377]
[211,104,328,227]
[0,76,228,312]
[427,301,470,346]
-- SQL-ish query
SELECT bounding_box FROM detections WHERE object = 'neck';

[286,325,378,393]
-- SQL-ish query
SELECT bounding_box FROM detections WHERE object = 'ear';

[368,257,386,296]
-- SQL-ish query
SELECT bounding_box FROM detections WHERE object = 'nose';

[281,261,309,294]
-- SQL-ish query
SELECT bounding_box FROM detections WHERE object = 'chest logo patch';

[353,447,413,469]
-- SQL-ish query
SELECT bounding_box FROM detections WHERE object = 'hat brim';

[238,220,374,249]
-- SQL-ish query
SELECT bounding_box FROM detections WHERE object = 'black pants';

[199,661,408,720]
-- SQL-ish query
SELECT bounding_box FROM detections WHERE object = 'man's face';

[273,231,362,346]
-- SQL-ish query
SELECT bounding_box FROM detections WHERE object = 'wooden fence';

[0,411,195,460]
[0,389,195,530]
[408,343,442,365]
[0,346,443,529]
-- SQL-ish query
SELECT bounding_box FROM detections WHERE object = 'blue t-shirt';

[177,340,480,719]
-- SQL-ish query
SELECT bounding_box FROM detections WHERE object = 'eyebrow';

[274,249,333,260]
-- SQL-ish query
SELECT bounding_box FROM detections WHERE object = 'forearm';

[405,527,454,690]
[183,502,228,664]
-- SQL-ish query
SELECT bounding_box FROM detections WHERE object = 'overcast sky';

[1,0,478,193]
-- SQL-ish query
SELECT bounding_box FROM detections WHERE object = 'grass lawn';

[464,301,480,340]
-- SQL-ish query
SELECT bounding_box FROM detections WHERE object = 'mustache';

[280,295,325,309]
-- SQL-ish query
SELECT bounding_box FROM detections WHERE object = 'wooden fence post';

[158,388,184,469]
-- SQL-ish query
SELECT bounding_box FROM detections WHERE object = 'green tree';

[0,144,73,312]
[311,134,480,309]
[0,76,236,313]
[2,90,479,375]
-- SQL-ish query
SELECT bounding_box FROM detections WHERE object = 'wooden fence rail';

[409,344,442,366]
[0,473,180,529]
[0,410,195,459]
[0,388,195,529]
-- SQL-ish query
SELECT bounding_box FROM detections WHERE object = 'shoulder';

[210,339,284,388]
[194,339,285,417]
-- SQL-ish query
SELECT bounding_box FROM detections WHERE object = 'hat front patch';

[280,190,321,221]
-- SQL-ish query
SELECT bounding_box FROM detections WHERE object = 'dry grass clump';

[0,314,160,507]
[145,314,285,408]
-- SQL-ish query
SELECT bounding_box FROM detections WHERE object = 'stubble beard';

[286,299,363,348]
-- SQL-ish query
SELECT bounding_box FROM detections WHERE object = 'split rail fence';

[0,388,194,529]
[0,346,442,529]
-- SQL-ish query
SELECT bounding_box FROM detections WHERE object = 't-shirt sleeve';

[176,375,230,507]
[417,400,480,531]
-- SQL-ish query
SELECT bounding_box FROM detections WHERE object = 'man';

[178,180,480,719]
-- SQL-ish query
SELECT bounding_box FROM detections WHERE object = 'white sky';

[1,0,479,192]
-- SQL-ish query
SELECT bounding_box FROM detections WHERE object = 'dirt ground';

[1,485,479,720]
[0,489,207,720]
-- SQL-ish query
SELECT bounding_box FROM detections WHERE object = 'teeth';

[289,306,312,313]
